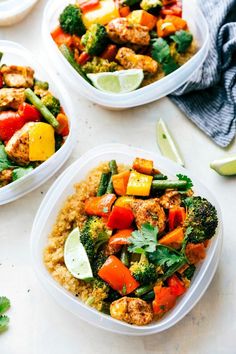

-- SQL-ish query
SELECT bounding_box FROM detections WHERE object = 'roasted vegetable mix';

[0,53,70,188]
[51,0,195,92]
[59,156,218,326]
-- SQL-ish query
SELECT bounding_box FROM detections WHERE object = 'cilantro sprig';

[151,38,179,75]
[176,174,193,190]
[0,296,10,332]
[170,30,193,53]
[128,223,158,254]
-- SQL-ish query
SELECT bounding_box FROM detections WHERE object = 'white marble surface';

[0,1,236,353]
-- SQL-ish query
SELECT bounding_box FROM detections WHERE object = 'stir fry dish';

[51,0,196,93]
[0,53,69,188]
[44,157,218,326]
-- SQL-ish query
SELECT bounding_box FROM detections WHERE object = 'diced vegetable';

[107,206,134,229]
[51,26,73,47]
[98,255,140,295]
[119,6,131,17]
[152,286,177,316]
[165,15,187,31]
[97,172,111,196]
[101,44,118,61]
[158,227,184,249]
[167,274,186,296]
[109,228,133,246]
[161,3,182,17]
[56,113,69,137]
[0,73,3,89]
[126,170,153,196]
[168,206,185,230]
[185,243,206,264]
[78,0,100,13]
[132,157,153,175]
[24,89,59,128]
[112,170,131,195]
[115,195,134,209]
[77,52,91,65]
[18,103,41,122]
[0,111,25,142]
[151,179,187,190]
[82,0,120,28]
[128,10,157,31]
[29,123,55,161]
[157,18,176,37]
[84,194,117,216]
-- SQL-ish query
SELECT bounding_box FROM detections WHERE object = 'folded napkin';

[170,0,236,147]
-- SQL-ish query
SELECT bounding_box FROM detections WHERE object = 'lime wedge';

[87,69,144,93]
[210,155,236,176]
[156,118,185,166]
[64,227,93,281]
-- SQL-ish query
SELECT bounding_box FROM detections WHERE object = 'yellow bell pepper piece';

[82,0,120,28]
[29,122,55,161]
[126,170,153,196]
[115,195,135,209]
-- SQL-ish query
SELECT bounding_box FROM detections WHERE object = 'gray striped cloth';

[170,0,236,147]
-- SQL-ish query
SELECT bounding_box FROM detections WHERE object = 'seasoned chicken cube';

[110,297,153,325]
[0,88,25,110]
[116,47,158,74]
[107,18,150,46]
[132,198,166,232]
[159,190,181,209]
[5,123,34,166]
[0,169,13,187]
[1,65,34,88]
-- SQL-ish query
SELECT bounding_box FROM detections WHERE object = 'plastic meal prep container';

[42,0,209,109]
[0,41,77,205]
[31,144,223,335]
[0,0,38,26]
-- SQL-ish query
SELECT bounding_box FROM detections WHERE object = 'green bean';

[59,44,91,83]
[120,246,129,267]
[24,88,59,128]
[97,172,110,196]
[135,283,154,297]
[142,290,155,301]
[106,160,118,194]
[152,180,187,191]
[153,174,168,180]
[0,52,3,63]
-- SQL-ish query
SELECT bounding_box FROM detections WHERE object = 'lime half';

[210,154,236,176]
[64,227,93,281]
[87,69,144,93]
[156,119,185,166]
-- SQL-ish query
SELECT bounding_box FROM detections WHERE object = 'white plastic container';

[31,144,223,335]
[0,0,38,26]
[42,0,209,109]
[0,41,77,205]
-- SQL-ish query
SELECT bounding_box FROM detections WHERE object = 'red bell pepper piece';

[0,72,3,89]
[152,286,177,316]
[84,194,117,217]
[51,26,73,47]
[167,274,186,296]
[107,206,134,229]
[77,52,90,65]
[161,4,182,17]
[78,0,100,13]
[56,113,69,137]
[98,255,140,295]
[169,206,186,230]
[18,103,41,122]
[101,44,118,61]
[0,111,25,142]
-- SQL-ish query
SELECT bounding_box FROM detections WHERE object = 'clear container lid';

[0,0,38,26]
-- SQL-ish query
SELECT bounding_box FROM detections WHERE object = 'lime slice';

[87,69,144,93]
[156,118,185,166]
[64,227,93,281]
[210,155,236,176]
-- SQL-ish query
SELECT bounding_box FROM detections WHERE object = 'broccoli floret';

[183,264,196,280]
[82,57,119,73]
[130,254,157,285]
[80,216,111,262]
[34,79,49,97]
[59,4,86,36]
[93,250,108,276]
[184,197,218,244]
[105,287,121,303]
[81,24,108,56]
[41,93,61,117]
[120,0,141,6]
[140,0,162,13]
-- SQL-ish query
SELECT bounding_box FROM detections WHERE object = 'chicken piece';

[159,190,181,209]
[110,297,153,326]
[5,122,34,166]
[0,88,25,110]
[132,198,166,232]
[0,169,13,187]
[1,65,34,88]
[116,47,158,74]
[107,18,150,46]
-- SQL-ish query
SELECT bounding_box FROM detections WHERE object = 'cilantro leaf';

[0,297,10,315]
[170,30,193,53]
[0,315,9,332]
[12,166,34,182]
[128,223,158,254]
[0,146,17,172]
[151,38,170,63]
[162,55,179,75]
[176,174,193,190]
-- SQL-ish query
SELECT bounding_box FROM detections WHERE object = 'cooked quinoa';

[44,162,125,310]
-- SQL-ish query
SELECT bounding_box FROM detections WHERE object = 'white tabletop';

[0,1,236,353]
